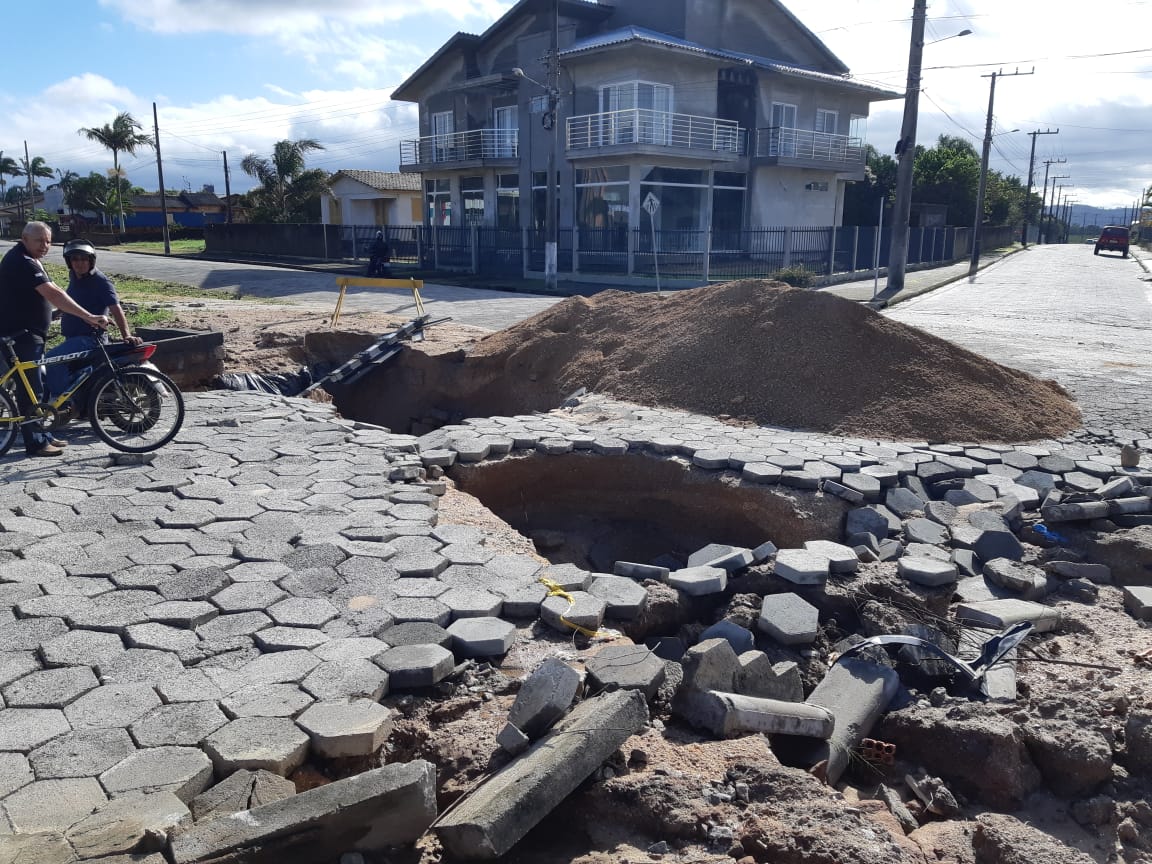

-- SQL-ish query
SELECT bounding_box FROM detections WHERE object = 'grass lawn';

[117,238,206,255]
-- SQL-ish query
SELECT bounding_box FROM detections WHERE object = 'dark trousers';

[4,331,50,453]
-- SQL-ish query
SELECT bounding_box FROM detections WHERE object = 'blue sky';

[2,0,1150,215]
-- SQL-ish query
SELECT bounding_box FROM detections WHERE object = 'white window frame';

[770,102,798,157]
[599,81,674,145]
[431,111,455,162]
[815,108,838,135]
[493,105,518,158]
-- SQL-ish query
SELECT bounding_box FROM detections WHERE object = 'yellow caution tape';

[538,576,601,637]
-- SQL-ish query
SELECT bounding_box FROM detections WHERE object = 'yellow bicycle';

[0,331,185,455]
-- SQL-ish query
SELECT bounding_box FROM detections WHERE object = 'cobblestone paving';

[887,244,1152,446]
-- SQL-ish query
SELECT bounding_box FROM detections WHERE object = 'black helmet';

[63,239,97,267]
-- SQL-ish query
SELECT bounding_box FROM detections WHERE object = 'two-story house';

[392,0,899,249]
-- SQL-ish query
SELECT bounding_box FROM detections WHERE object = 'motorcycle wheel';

[88,368,185,452]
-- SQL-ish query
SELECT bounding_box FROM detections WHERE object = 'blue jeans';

[44,335,101,400]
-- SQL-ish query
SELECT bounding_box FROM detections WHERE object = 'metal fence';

[207,222,1019,282]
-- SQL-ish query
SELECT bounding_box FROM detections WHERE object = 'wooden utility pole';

[1021,128,1057,247]
[968,68,1032,280]
[544,0,560,291]
[223,151,233,224]
[1037,159,1065,244]
[886,0,927,294]
[153,103,170,255]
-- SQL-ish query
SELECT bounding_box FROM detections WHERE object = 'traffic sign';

[642,192,660,216]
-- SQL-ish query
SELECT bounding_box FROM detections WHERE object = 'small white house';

[321,170,423,226]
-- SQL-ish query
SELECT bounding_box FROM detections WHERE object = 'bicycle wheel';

[0,386,18,457]
[87,368,185,452]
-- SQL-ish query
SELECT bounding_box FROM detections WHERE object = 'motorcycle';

[43,339,165,431]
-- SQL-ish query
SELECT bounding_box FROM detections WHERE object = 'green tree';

[0,152,18,207]
[843,145,898,225]
[69,172,119,226]
[48,169,81,216]
[13,155,53,220]
[240,139,329,223]
[912,135,980,228]
[77,111,155,233]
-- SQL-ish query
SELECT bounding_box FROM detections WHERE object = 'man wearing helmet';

[0,222,110,457]
[43,238,141,399]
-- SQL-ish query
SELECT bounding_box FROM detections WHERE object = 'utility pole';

[1044,173,1069,243]
[968,68,1033,280]
[1021,128,1057,247]
[544,0,560,292]
[1053,183,1069,243]
[153,103,170,255]
[24,141,32,222]
[223,151,233,224]
[1037,160,1065,244]
[886,0,927,294]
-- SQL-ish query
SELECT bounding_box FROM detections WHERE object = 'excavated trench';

[327,346,847,569]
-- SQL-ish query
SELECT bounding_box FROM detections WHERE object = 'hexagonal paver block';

[124,622,201,653]
[772,549,830,585]
[758,593,820,645]
[376,621,452,649]
[146,600,220,628]
[39,630,125,668]
[667,566,728,596]
[95,649,185,686]
[157,566,232,601]
[99,745,214,802]
[391,552,448,578]
[64,789,191,860]
[803,540,860,575]
[301,660,389,702]
[28,727,136,779]
[0,651,40,689]
[130,701,230,747]
[63,682,162,730]
[195,611,273,640]
[2,666,99,708]
[202,717,310,776]
[440,587,503,619]
[295,700,393,758]
[391,578,449,599]
[898,557,959,587]
[1,777,107,833]
[221,684,315,719]
[446,617,516,658]
[540,592,605,635]
[254,626,330,652]
[374,644,455,689]
[586,576,648,619]
[386,597,451,626]
[268,598,339,628]
[585,645,667,699]
[312,637,389,662]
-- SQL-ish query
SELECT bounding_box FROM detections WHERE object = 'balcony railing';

[566,109,745,155]
[399,129,519,166]
[755,127,864,167]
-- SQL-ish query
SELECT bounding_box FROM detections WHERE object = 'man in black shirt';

[0,222,110,457]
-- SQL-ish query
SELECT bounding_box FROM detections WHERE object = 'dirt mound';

[469,280,1080,442]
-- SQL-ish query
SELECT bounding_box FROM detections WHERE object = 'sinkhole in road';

[332,344,846,569]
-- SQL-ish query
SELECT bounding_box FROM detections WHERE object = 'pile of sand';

[469,280,1080,442]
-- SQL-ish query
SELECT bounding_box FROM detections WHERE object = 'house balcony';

[399,129,519,171]
[565,109,745,161]
[754,127,865,173]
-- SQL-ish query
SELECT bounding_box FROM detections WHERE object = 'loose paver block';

[254,626,330,652]
[738,653,803,702]
[803,540,859,574]
[301,659,389,702]
[700,619,755,654]
[189,768,297,822]
[446,617,516,658]
[28,727,135,779]
[0,708,71,752]
[2,666,98,708]
[1,777,107,833]
[130,701,229,748]
[506,658,581,740]
[585,645,666,699]
[440,587,503,619]
[983,558,1049,599]
[898,557,959,587]
[540,592,605,635]
[39,630,126,668]
[758,594,820,645]
[954,599,1061,633]
[64,790,190,859]
[667,566,727,596]
[435,691,647,860]
[586,575,648,619]
[686,544,754,572]
[772,549,829,585]
[376,621,452,649]
[99,745,214,802]
[1123,586,1152,621]
[171,761,436,863]
[373,644,455,689]
[296,700,394,758]
[221,684,315,719]
[202,717,311,776]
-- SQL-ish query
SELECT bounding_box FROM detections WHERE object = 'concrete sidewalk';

[820,247,1020,308]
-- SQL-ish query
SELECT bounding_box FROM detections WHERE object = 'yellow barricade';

[331,276,425,326]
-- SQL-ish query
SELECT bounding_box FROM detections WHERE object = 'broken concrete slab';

[98,746,214,803]
[64,790,189,859]
[434,691,647,860]
[585,645,666,699]
[955,599,1061,633]
[679,638,740,693]
[675,690,834,738]
[170,761,436,864]
[738,654,803,702]
[506,658,581,740]
[982,558,1050,599]
[189,769,296,823]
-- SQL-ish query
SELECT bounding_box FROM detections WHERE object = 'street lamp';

[887,1,972,294]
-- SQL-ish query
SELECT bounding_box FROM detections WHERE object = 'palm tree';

[77,111,154,233]
[0,151,18,207]
[14,155,53,221]
[240,139,328,223]
[48,169,80,217]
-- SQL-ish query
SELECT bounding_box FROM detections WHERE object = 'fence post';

[782,226,792,269]
[703,228,712,282]
[573,226,580,275]
[522,228,529,279]
[627,226,635,276]
[827,226,836,276]
[433,222,440,270]
[470,225,479,275]
[851,226,859,272]
[917,227,925,265]
[416,226,423,269]
[352,230,358,261]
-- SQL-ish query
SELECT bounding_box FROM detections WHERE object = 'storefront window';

[462,177,484,226]
[497,174,519,229]
[425,178,452,226]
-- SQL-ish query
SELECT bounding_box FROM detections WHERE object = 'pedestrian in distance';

[0,221,110,457]
[44,238,141,399]
[366,230,392,278]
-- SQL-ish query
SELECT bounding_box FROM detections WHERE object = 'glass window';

[462,177,484,226]
[816,109,838,135]
[714,172,746,189]
[641,167,704,186]
[770,102,798,157]
[426,177,452,226]
[576,166,628,184]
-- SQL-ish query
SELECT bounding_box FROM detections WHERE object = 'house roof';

[182,192,225,207]
[132,194,187,210]
[332,171,423,193]
[561,26,901,100]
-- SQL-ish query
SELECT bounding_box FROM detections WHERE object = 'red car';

[1094,226,1130,257]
